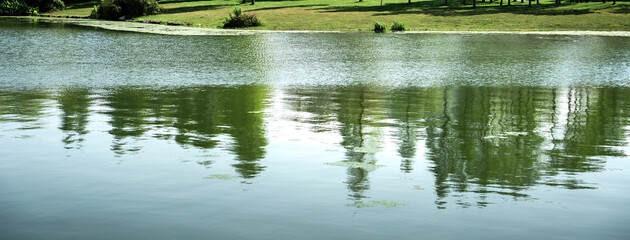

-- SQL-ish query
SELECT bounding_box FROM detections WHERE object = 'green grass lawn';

[50,0,630,31]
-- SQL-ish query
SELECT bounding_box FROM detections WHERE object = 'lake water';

[1,18,630,240]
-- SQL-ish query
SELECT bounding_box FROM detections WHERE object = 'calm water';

[1,18,630,240]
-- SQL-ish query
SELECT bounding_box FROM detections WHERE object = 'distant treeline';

[0,0,65,15]
[0,0,161,18]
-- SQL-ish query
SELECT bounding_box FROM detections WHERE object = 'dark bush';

[90,0,120,19]
[90,0,160,20]
[24,0,64,12]
[373,21,386,33]
[223,7,261,28]
[0,0,38,15]
[390,21,406,32]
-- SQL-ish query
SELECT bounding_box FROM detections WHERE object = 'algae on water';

[345,200,406,208]
[203,174,239,180]
[371,200,406,207]
[325,161,384,171]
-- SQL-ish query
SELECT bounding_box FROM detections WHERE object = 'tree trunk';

[473,0,477,8]
[500,0,503,5]
[409,0,411,4]
[242,0,246,3]
[463,0,466,4]
[536,0,539,4]
[445,0,448,5]
[251,0,255,4]
[528,0,531,7]
[508,0,511,5]
[613,0,616,4]
[490,0,493,3]
[521,0,524,3]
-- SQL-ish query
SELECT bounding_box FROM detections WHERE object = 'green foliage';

[373,21,386,33]
[0,0,38,15]
[90,0,160,20]
[24,0,64,12]
[0,0,63,15]
[222,7,261,28]
[90,0,120,19]
[391,21,406,32]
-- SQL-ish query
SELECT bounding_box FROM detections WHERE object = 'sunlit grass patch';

[47,0,630,31]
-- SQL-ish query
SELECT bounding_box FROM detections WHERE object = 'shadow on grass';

[163,4,234,14]
[246,0,305,2]
[612,6,630,13]
[159,0,214,4]
[252,4,328,11]
[66,0,100,9]
[318,2,599,16]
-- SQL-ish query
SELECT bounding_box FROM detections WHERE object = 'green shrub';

[24,0,64,12]
[116,0,159,17]
[373,21,386,33]
[90,0,121,19]
[89,4,97,17]
[0,0,38,16]
[223,7,261,28]
[391,21,406,32]
[90,0,160,20]
[0,0,63,16]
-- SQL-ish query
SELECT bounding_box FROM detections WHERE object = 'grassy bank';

[50,0,630,31]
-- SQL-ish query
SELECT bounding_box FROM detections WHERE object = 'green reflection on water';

[2,85,628,209]
[2,19,630,239]
[285,86,630,208]
[95,85,271,178]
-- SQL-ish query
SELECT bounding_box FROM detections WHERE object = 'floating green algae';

[345,202,376,208]
[203,174,239,180]
[370,200,406,207]
[324,161,384,171]
[345,200,406,208]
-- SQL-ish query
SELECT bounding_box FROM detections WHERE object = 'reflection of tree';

[282,85,630,208]
[57,88,91,149]
[283,87,337,131]
[100,86,270,179]
[334,86,384,204]
[426,87,546,208]
[0,90,49,128]
[422,86,630,208]
[104,88,151,155]
[545,88,630,187]
[168,87,221,149]
[388,87,433,173]
[220,85,270,179]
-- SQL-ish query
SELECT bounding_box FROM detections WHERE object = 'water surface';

[1,18,630,240]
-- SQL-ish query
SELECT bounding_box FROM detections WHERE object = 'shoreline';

[5,16,630,37]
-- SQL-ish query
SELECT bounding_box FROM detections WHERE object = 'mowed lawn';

[50,0,630,31]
